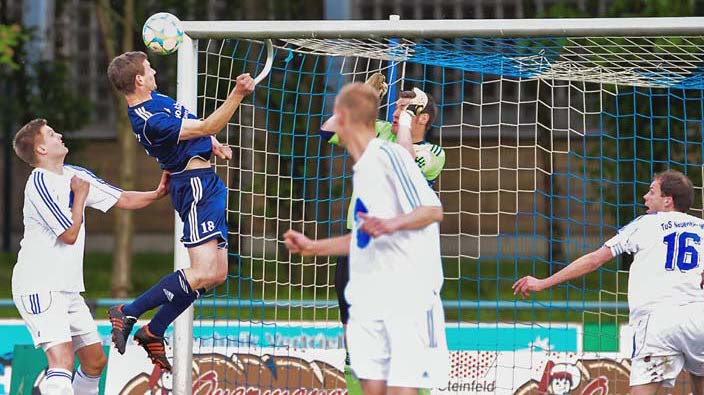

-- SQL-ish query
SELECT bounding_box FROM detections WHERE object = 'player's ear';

[34,142,47,157]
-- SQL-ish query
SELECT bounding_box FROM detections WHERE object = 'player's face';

[643,179,671,213]
[391,97,411,134]
[333,102,350,138]
[139,59,157,91]
[38,125,68,159]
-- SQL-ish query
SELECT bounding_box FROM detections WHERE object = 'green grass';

[0,252,174,319]
[0,252,630,325]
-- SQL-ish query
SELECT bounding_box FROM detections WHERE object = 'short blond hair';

[14,118,46,165]
[335,83,380,127]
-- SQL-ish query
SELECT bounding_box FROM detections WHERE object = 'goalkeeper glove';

[365,72,388,99]
[405,87,429,116]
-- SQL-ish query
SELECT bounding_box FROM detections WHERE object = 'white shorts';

[13,291,100,352]
[347,295,449,388]
[630,305,704,387]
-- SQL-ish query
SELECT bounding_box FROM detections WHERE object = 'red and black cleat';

[107,304,136,355]
[134,325,172,372]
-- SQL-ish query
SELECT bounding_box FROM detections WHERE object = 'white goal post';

[172,17,704,394]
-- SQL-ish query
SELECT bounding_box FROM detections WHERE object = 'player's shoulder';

[413,141,445,158]
[23,168,66,198]
[374,139,415,170]
[64,164,94,177]
[621,213,658,228]
[23,168,43,190]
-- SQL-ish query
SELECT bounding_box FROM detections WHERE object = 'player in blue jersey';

[106,51,254,371]
[514,170,704,395]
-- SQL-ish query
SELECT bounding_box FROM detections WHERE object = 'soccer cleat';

[107,304,136,355]
[134,325,172,372]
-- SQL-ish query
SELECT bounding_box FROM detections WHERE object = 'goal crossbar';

[180,17,704,39]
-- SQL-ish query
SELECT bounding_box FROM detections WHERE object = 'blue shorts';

[169,168,228,248]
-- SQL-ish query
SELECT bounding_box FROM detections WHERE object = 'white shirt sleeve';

[26,172,73,236]
[604,215,649,257]
[380,143,442,214]
[67,165,122,213]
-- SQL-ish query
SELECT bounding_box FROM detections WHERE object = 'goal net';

[173,19,704,394]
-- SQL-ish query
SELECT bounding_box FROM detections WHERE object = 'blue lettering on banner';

[0,322,578,354]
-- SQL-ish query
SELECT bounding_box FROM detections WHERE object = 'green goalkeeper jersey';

[328,120,446,229]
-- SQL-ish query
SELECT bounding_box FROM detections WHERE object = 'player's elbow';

[58,231,79,245]
[115,195,131,210]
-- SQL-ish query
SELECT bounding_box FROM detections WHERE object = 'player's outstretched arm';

[358,205,442,238]
[115,171,170,210]
[58,176,90,245]
[512,246,613,298]
[179,73,255,141]
[395,109,415,159]
[283,230,351,256]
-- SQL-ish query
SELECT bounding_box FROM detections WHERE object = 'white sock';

[71,366,100,395]
[44,368,74,395]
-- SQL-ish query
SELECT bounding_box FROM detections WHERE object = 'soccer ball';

[142,13,183,56]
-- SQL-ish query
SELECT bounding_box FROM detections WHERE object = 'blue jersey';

[127,92,212,173]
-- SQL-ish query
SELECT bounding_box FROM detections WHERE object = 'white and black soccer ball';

[142,12,183,56]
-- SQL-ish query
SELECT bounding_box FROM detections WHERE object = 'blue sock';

[122,270,193,318]
[148,287,205,337]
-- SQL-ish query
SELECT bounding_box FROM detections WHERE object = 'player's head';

[645,170,693,213]
[333,82,380,137]
[392,88,438,137]
[13,118,68,166]
[107,51,157,95]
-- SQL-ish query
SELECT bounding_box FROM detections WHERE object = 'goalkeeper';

[318,73,446,363]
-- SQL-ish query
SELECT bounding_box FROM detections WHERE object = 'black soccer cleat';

[107,304,136,355]
[134,325,172,372]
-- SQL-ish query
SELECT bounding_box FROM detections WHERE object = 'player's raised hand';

[155,171,171,199]
[365,72,388,99]
[70,176,90,197]
[283,229,316,256]
[211,136,232,160]
[512,276,546,299]
[233,73,255,97]
[358,212,399,238]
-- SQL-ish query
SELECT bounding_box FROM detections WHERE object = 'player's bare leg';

[73,343,107,394]
[75,343,107,376]
[183,238,228,290]
[630,382,661,395]
[45,342,74,370]
[689,372,704,395]
[387,387,419,395]
[44,342,75,394]
[360,379,386,395]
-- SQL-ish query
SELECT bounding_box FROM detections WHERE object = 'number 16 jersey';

[605,211,704,321]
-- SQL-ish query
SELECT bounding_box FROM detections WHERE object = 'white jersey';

[12,165,122,295]
[346,138,443,319]
[604,211,704,321]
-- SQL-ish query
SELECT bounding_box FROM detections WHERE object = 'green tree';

[0,23,21,69]
[96,0,138,298]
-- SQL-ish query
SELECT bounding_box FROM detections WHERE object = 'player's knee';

[82,351,107,375]
[205,270,227,287]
